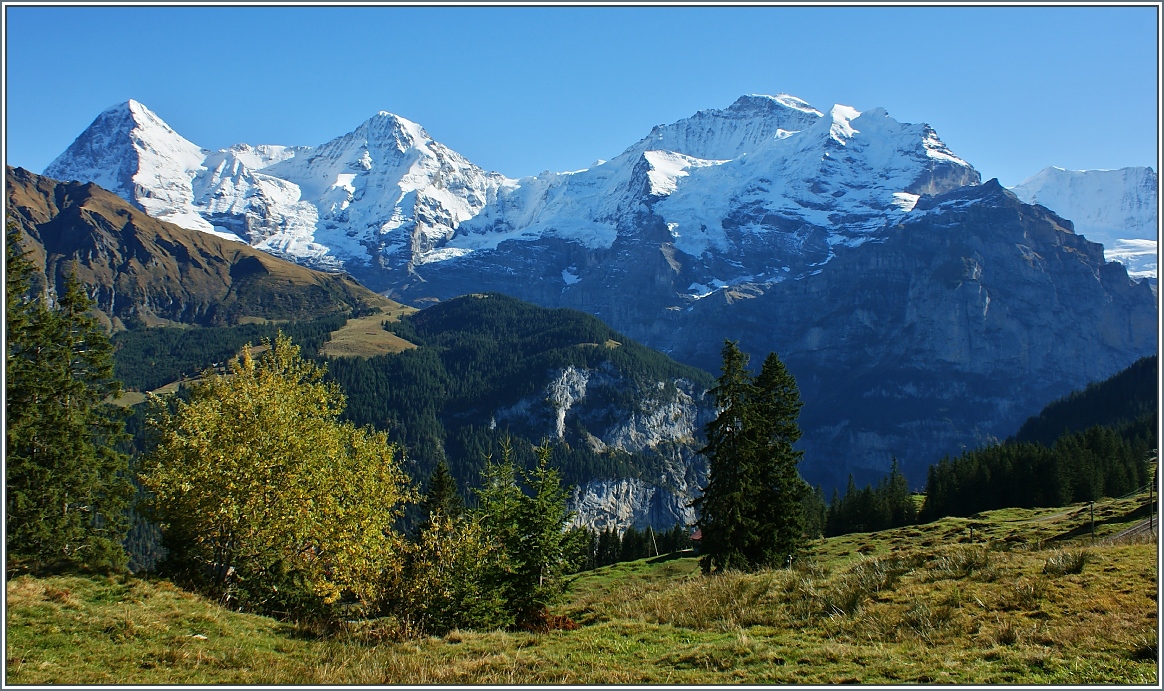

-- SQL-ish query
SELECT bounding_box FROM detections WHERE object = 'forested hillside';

[329,293,716,496]
[111,293,717,526]
[112,315,349,392]
[1013,355,1156,446]
[824,357,1157,535]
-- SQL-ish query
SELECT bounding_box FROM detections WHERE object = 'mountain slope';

[1010,166,1158,279]
[325,293,717,532]
[1013,355,1157,447]
[6,166,391,330]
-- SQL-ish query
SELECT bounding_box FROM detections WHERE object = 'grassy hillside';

[8,490,1156,684]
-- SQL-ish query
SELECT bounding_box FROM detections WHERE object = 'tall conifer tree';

[6,225,132,571]
[694,340,755,573]
[749,352,808,567]
[696,342,810,573]
[419,460,464,531]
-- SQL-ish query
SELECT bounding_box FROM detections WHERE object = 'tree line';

[919,424,1152,521]
[824,460,917,537]
[571,524,694,570]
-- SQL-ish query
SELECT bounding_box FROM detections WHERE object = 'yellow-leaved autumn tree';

[140,333,412,619]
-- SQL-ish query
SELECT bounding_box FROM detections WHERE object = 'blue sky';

[4,5,1159,186]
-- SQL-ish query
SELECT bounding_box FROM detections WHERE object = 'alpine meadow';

[4,4,1159,685]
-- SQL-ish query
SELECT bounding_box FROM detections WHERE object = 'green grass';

[7,494,1158,684]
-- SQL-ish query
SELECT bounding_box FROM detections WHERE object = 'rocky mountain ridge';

[6,166,390,330]
[1010,166,1157,279]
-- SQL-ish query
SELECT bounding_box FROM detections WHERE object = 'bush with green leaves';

[140,333,412,621]
[388,512,510,635]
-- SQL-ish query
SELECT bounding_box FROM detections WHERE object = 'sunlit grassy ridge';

[6,494,1158,684]
[317,305,418,359]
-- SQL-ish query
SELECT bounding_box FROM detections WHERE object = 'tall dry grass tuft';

[620,570,785,631]
[1042,549,1087,576]
[1002,577,1048,611]
[929,545,992,580]
[897,599,961,644]
[821,556,916,617]
[990,616,1021,647]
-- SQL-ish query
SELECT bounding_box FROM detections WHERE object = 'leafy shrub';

[386,513,509,635]
[141,334,412,622]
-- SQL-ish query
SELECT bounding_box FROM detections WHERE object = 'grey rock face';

[494,363,713,531]
[571,477,698,533]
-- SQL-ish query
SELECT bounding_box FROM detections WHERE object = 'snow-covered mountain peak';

[759,93,822,115]
[44,93,983,283]
[45,99,212,232]
[824,104,862,144]
[729,93,824,118]
[624,92,825,161]
[254,108,516,267]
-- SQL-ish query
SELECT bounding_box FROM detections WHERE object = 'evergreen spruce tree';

[695,341,810,573]
[596,527,620,566]
[475,441,578,628]
[418,460,464,532]
[694,340,755,574]
[886,458,916,527]
[6,226,132,572]
[749,352,808,567]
